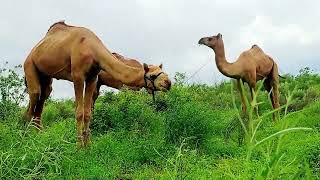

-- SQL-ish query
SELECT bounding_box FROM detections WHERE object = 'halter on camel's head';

[142,63,171,102]
[110,52,171,102]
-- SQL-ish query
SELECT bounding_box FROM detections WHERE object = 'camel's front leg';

[73,74,85,148]
[83,78,98,147]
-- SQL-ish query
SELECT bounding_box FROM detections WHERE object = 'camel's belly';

[52,67,73,81]
[33,56,72,81]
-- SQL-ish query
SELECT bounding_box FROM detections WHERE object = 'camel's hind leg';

[33,77,53,129]
[92,82,101,110]
[24,61,41,125]
[264,78,272,103]
[265,77,280,121]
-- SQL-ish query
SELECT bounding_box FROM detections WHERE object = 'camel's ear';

[143,63,149,73]
[159,64,163,69]
[217,33,222,39]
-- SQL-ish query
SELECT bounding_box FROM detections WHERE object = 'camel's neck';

[98,71,145,90]
[94,46,145,87]
[213,40,239,79]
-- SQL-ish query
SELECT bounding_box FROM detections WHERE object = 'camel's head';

[198,33,222,49]
[143,63,171,93]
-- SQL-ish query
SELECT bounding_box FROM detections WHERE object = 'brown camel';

[92,52,170,105]
[23,21,171,147]
[198,33,280,120]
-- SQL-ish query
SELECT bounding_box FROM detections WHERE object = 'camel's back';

[45,22,99,44]
[31,22,98,57]
[112,53,142,68]
[26,21,102,79]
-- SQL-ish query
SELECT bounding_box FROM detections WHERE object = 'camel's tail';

[279,74,286,79]
[24,76,28,93]
[24,76,27,87]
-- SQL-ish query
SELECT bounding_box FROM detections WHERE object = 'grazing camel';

[92,52,170,105]
[23,21,171,147]
[198,33,280,120]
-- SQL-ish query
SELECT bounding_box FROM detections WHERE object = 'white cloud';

[0,0,319,98]
[240,15,318,46]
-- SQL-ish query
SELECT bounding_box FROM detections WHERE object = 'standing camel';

[92,52,170,105]
[198,33,280,120]
[23,21,171,147]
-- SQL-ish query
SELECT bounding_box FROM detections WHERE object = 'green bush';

[42,99,74,126]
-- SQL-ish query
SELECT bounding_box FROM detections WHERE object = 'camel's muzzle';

[198,38,205,45]
[165,80,171,91]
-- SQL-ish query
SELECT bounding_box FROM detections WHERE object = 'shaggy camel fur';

[92,52,170,105]
[199,33,280,120]
[24,21,171,147]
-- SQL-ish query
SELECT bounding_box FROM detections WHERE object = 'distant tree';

[0,62,26,105]
[174,72,187,85]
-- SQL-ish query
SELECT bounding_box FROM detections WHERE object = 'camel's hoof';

[83,139,92,147]
[82,130,91,147]
[76,135,84,149]
[32,117,43,131]
[22,113,32,123]
[76,140,84,149]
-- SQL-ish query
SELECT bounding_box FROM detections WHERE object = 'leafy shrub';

[0,67,319,178]
[0,63,25,122]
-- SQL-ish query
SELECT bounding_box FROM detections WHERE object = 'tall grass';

[230,79,314,178]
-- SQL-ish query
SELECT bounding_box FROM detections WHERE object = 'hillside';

[0,67,320,179]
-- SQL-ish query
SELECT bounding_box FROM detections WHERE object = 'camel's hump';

[249,44,265,54]
[251,44,261,50]
[47,21,74,33]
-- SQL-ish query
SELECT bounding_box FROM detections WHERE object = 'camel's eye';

[208,38,213,41]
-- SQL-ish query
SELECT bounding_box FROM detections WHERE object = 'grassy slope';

[0,73,320,179]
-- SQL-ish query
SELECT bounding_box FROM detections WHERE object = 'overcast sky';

[1,0,319,98]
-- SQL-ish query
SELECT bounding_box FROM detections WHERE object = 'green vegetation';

[0,65,319,179]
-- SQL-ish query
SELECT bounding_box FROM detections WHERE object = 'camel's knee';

[273,102,280,109]
[242,106,247,113]
[76,111,84,122]
[83,109,92,123]
[29,86,41,98]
